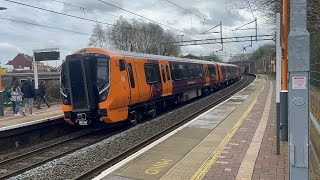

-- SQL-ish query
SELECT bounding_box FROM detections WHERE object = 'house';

[6,53,45,71]
[182,54,200,59]
[1,64,13,72]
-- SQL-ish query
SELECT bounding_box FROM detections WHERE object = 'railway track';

[72,75,256,180]
[3,75,254,180]
[0,126,124,180]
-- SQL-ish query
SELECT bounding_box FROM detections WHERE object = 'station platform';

[0,104,63,131]
[95,75,290,180]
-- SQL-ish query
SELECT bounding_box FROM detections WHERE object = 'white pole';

[33,50,39,90]
[276,13,282,104]
[276,13,282,155]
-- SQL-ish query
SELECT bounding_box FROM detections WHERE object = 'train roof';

[74,47,238,67]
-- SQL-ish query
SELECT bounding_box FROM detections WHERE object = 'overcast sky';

[0,0,274,66]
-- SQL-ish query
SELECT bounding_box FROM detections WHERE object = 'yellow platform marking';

[145,159,173,175]
[235,81,273,180]
[4,107,11,113]
[191,82,265,180]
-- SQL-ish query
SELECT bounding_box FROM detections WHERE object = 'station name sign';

[34,51,60,61]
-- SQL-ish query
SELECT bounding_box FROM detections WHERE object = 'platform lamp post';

[280,0,289,141]
[0,7,7,116]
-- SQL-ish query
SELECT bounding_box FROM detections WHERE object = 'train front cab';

[61,52,115,126]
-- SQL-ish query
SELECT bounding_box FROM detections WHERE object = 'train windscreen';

[97,58,110,93]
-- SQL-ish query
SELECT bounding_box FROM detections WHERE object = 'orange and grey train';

[60,48,241,126]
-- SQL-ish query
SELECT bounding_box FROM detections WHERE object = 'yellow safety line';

[191,82,265,180]
[4,107,11,113]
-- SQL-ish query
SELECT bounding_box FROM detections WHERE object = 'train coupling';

[75,113,91,125]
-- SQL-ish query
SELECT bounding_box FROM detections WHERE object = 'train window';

[61,63,69,94]
[188,65,195,78]
[171,65,178,80]
[181,65,188,79]
[127,63,135,88]
[161,65,166,83]
[198,65,204,77]
[228,67,232,75]
[208,66,216,77]
[221,66,226,75]
[194,65,200,78]
[144,64,160,84]
[171,64,188,80]
[97,58,110,91]
[166,65,171,81]
[119,59,126,71]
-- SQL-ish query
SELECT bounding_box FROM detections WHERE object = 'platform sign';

[34,51,60,61]
[292,76,307,89]
[33,48,60,89]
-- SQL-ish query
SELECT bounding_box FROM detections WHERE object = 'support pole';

[220,21,223,45]
[0,75,3,116]
[33,50,39,90]
[255,17,257,41]
[288,0,310,178]
[276,13,282,155]
[280,0,288,141]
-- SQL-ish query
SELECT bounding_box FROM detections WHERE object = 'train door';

[165,63,173,95]
[204,64,210,86]
[214,64,220,83]
[217,64,224,84]
[125,57,140,104]
[159,60,172,96]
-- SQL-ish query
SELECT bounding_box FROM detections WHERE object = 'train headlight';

[62,95,70,105]
[99,88,109,102]
[61,91,71,105]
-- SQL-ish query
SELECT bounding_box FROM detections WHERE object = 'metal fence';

[311,30,320,90]
[310,29,320,177]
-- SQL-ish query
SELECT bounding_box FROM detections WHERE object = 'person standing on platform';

[21,77,35,116]
[11,80,23,116]
[37,81,50,109]
[9,76,17,114]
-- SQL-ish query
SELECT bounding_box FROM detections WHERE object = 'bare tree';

[88,23,107,48]
[105,17,181,56]
[227,0,320,32]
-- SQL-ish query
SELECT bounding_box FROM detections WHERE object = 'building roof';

[6,60,13,65]
[23,54,33,61]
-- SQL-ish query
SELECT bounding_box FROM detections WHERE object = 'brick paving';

[204,78,289,179]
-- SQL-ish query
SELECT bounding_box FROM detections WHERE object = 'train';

[60,48,241,126]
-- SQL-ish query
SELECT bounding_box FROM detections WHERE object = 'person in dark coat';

[21,77,35,116]
[37,81,50,109]
[9,77,17,114]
